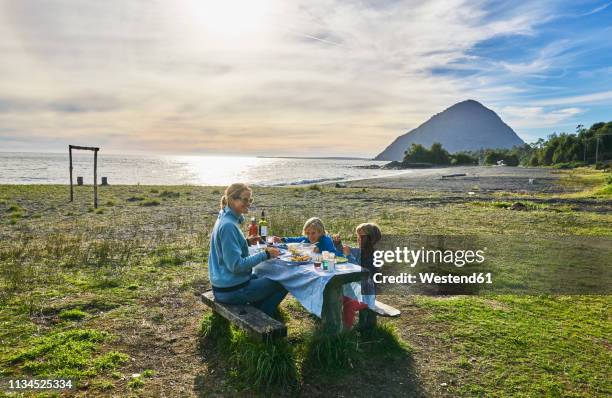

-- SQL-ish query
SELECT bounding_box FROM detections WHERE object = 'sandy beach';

[344,165,563,193]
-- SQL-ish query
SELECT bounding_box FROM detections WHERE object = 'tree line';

[401,121,611,167]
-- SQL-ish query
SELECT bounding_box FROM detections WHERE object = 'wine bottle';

[258,210,268,243]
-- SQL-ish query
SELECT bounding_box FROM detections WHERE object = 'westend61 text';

[373,272,493,284]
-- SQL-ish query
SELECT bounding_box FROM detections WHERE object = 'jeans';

[213,274,288,317]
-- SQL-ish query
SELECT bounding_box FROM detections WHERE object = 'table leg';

[321,281,343,334]
[358,308,377,331]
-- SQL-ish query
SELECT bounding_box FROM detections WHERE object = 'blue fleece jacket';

[208,206,268,288]
[283,234,344,257]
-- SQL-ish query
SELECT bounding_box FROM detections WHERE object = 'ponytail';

[220,195,228,209]
[220,183,252,210]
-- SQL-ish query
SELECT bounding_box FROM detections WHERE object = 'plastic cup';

[328,253,336,272]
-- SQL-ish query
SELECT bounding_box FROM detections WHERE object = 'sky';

[0,0,611,157]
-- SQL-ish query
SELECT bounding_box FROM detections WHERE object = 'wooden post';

[93,149,98,208]
[68,144,100,208]
[321,281,344,334]
[358,308,377,330]
[69,146,73,202]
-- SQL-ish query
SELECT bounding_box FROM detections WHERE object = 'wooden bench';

[358,299,401,330]
[201,290,287,342]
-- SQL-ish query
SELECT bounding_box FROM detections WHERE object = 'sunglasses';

[236,196,254,204]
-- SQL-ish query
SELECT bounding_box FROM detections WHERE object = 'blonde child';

[272,217,344,257]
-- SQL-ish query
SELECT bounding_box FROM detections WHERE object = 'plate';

[278,254,311,266]
[250,246,287,256]
[336,256,348,264]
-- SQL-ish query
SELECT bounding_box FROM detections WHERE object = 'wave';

[269,176,345,186]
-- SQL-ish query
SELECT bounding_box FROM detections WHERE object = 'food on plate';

[289,254,311,262]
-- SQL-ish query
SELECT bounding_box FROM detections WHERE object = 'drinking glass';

[328,253,336,272]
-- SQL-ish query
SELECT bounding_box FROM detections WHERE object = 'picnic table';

[201,247,400,340]
[253,253,370,334]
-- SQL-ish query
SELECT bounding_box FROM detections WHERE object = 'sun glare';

[187,0,276,41]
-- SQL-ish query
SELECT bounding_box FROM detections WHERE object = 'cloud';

[0,93,123,114]
[494,40,575,76]
[577,1,612,16]
[530,90,612,106]
[0,0,608,156]
[500,106,584,128]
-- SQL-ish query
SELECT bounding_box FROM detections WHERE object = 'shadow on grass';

[300,322,425,397]
[195,312,299,396]
[195,312,425,397]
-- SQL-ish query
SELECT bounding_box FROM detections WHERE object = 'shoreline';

[0,168,562,195]
[0,166,602,196]
[339,165,566,193]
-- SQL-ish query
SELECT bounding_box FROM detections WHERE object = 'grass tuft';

[7,329,126,379]
[92,380,115,390]
[58,309,89,321]
[93,351,129,371]
[7,204,24,213]
[199,312,297,392]
[159,190,180,198]
[94,277,122,289]
[229,329,298,392]
[199,312,230,349]
[304,330,361,372]
[128,375,145,389]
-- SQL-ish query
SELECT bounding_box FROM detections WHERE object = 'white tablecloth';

[251,253,365,317]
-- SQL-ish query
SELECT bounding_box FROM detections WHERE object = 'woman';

[208,183,287,317]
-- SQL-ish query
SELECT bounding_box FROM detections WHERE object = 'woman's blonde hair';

[302,217,326,236]
[220,183,252,209]
[356,223,382,246]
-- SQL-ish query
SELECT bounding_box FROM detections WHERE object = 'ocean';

[0,152,407,186]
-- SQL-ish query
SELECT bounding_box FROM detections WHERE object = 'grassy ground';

[0,167,610,397]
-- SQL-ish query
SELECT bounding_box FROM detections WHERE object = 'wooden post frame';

[69,145,100,208]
